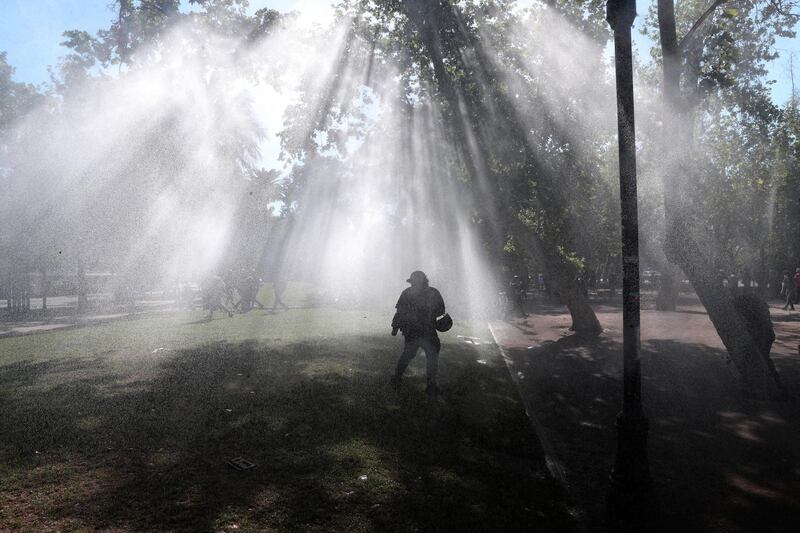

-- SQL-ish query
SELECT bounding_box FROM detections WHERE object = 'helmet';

[406,270,428,285]
[436,313,453,332]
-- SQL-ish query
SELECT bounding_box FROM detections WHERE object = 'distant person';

[238,271,264,312]
[390,270,448,398]
[237,276,252,312]
[272,275,289,311]
[249,271,265,309]
[203,275,233,319]
[222,269,238,309]
[781,271,795,311]
[509,274,527,317]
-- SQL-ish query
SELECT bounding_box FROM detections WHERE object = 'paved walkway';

[0,313,139,338]
[491,301,800,532]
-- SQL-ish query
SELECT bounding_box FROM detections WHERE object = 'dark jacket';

[392,285,445,337]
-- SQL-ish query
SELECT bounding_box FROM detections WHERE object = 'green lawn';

[0,308,572,532]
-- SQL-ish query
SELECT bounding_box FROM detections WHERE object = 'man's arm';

[391,292,407,335]
[391,310,403,335]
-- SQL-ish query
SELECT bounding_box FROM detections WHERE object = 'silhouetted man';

[222,269,238,309]
[390,270,446,398]
[781,271,795,311]
[203,275,233,319]
[238,271,264,312]
[510,274,527,317]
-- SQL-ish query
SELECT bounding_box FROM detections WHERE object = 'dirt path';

[491,300,800,532]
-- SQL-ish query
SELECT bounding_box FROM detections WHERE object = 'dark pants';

[785,290,796,310]
[395,334,441,387]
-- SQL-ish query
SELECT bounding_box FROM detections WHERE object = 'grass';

[0,308,572,532]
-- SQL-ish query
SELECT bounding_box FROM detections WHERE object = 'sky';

[0,0,797,103]
[0,0,322,84]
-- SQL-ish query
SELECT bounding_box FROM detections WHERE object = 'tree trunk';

[667,224,784,398]
[562,281,603,335]
[530,232,602,335]
[658,0,782,397]
[655,0,682,313]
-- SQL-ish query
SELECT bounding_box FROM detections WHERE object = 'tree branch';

[769,0,800,20]
[678,0,729,51]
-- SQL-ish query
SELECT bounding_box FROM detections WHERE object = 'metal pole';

[606,0,653,522]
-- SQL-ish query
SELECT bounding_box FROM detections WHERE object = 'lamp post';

[606,0,653,523]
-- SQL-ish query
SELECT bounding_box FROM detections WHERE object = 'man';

[249,270,266,310]
[509,274,527,318]
[238,271,264,313]
[203,275,233,319]
[390,270,446,398]
[781,271,795,311]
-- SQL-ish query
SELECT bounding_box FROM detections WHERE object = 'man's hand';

[391,327,399,336]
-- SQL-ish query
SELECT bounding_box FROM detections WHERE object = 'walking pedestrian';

[781,271,795,311]
[203,275,233,319]
[390,271,450,398]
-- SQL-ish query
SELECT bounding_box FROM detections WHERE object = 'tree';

[0,52,45,313]
[310,0,612,332]
[0,2,278,307]
[650,0,795,397]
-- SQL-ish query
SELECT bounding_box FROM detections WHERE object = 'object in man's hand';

[391,327,399,336]
[435,313,453,332]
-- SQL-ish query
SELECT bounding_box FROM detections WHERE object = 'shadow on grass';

[504,332,800,532]
[0,335,572,532]
[769,313,800,323]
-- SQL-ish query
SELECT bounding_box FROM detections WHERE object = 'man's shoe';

[390,375,401,390]
[426,384,441,399]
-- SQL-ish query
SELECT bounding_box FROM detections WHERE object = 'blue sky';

[0,0,797,103]
[0,0,307,84]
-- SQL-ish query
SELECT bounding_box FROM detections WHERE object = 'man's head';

[406,270,428,287]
